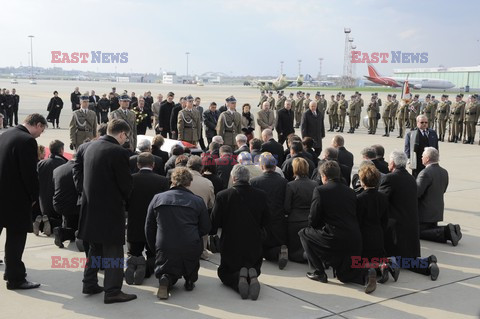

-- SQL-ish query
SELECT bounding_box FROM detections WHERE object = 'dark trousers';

[83,242,124,296]
[218,267,241,292]
[278,133,287,147]
[287,221,308,263]
[198,136,206,151]
[4,229,28,284]
[127,241,154,259]
[160,130,172,139]
[419,222,447,243]
[6,109,14,127]
[314,148,322,157]
[13,108,19,125]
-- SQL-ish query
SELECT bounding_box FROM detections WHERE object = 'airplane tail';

[367,64,381,78]
[297,74,304,86]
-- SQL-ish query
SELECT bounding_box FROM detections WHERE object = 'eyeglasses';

[420,122,428,124]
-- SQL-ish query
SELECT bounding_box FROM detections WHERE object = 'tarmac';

[0,79,479,318]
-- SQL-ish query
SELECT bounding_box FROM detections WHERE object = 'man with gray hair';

[228,152,263,187]
[260,128,285,167]
[379,150,439,281]
[417,147,461,246]
[211,165,269,300]
[129,138,165,176]
[234,134,249,155]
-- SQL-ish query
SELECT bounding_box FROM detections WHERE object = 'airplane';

[255,74,304,91]
[364,64,455,90]
[303,74,335,87]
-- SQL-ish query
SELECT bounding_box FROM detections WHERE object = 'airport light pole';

[318,57,323,80]
[280,61,284,75]
[28,35,34,80]
[298,59,302,75]
[186,52,190,78]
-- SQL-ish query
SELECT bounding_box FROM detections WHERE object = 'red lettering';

[61,52,71,63]
[61,258,70,268]
[351,256,361,268]
[51,51,62,63]
[70,257,79,268]
[351,51,361,63]
[70,52,79,63]
[51,256,61,268]
[361,52,371,63]
[370,52,379,63]
[80,257,88,269]
[379,52,389,63]
[79,52,89,63]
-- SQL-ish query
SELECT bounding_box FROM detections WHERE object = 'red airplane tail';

[367,64,381,78]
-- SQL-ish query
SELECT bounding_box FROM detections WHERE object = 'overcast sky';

[2,0,479,77]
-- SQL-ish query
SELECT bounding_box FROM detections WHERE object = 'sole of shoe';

[248,268,260,301]
[104,294,137,304]
[278,245,288,270]
[238,267,249,300]
[157,277,170,300]
[448,224,459,246]
[377,265,389,284]
[455,224,462,241]
[125,263,136,285]
[429,263,440,281]
[365,269,377,294]
[134,265,146,285]
[43,220,52,237]
[33,216,41,236]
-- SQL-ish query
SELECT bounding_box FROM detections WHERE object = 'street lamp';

[185,52,190,77]
[280,61,284,75]
[298,59,302,75]
[28,35,34,81]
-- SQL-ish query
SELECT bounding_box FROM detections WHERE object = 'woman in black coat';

[201,156,224,195]
[47,91,64,128]
[284,158,317,263]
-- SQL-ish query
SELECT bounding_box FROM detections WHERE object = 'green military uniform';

[267,96,275,110]
[436,100,449,142]
[319,98,327,117]
[347,98,357,133]
[409,100,421,129]
[367,100,379,134]
[177,108,202,145]
[216,110,242,150]
[356,97,364,128]
[382,100,392,136]
[69,108,97,150]
[337,98,347,132]
[432,98,439,130]
[109,108,137,151]
[327,99,338,131]
[294,96,304,127]
[303,97,311,111]
[276,95,286,112]
[449,101,464,143]
[389,99,399,132]
[258,94,267,108]
[422,101,436,126]
[464,99,479,144]
[396,102,407,138]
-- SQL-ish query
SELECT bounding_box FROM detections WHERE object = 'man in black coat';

[379,150,439,281]
[37,140,68,236]
[133,97,153,135]
[301,100,325,156]
[281,141,314,182]
[233,134,250,155]
[260,128,285,167]
[0,113,47,290]
[251,154,289,269]
[215,145,237,189]
[332,135,353,169]
[11,88,20,126]
[170,97,185,140]
[126,153,169,285]
[203,102,220,146]
[145,167,210,300]
[71,87,81,111]
[276,100,295,147]
[158,92,176,138]
[299,161,377,294]
[417,147,460,246]
[129,139,165,176]
[312,147,351,186]
[75,119,137,303]
[211,165,269,300]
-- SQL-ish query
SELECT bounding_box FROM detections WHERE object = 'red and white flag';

[401,80,412,102]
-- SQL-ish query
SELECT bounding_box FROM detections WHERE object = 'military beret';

[341,94,345,97]
[472,94,478,99]
[375,93,378,95]
[186,95,194,101]
[426,94,431,98]
[355,91,359,94]
[269,91,273,94]
[226,95,237,102]
[358,93,362,96]
[80,94,89,101]
[441,94,447,98]
[119,94,131,101]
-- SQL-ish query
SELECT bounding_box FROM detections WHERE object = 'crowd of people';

[0,86,466,305]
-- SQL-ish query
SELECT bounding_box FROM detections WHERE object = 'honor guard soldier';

[109,93,137,151]
[288,92,296,115]
[396,97,408,138]
[347,95,357,133]
[355,93,364,128]
[436,95,450,142]
[422,95,436,127]
[216,96,242,150]
[267,91,275,110]
[294,91,304,128]
[319,94,328,117]
[337,94,347,133]
[408,94,421,130]
[69,93,97,150]
[464,94,479,144]
[382,94,393,137]
[258,91,267,108]
[449,94,465,143]
[302,92,311,111]
[327,95,338,132]
[177,95,201,146]
[390,94,399,132]
[367,95,379,135]
[275,91,286,112]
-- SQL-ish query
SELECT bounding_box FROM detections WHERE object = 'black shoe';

[157,275,170,300]
[82,284,104,295]
[447,223,460,246]
[377,264,389,284]
[248,268,260,301]
[134,256,146,285]
[397,135,402,138]
[104,291,137,304]
[238,267,249,300]
[429,262,439,281]
[42,215,51,236]
[365,268,377,294]
[125,256,136,285]
[454,224,462,241]
[184,280,195,291]
[278,245,288,270]
[53,227,64,248]
[7,280,40,290]
[306,270,327,283]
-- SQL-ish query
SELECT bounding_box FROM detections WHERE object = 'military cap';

[387,94,392,97]
[226,95,237,102]
[456,94,462,98]
[431,95,435,98]
[375,93,378,95]
[355,91,359,94]
[112,87,116,90]
[306,92,310,96]
[341,94,345,97]
[472,94,478,99]
[80,93,89,101]
[392,94,397,97]
[460,93,464,97]
[315,91,321,96]
[445,94,449,97]
[426,94,431,98]
[281,90,284,94]
[297,91,302,94]
[119,94,131,101]
[289,93,294,96]
[261,90,265,93]
[441,94,447,98]
[53,90,58,95]
[321,94,324,96]
[269,91,273,94]
[414,94,419,98]
[186,95,194,101]
[358,93,362,96]
[371,93,375,96]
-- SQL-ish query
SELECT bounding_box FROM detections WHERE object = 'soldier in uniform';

[326,95,338,132]
[464,95,479,144]
[382,94,393,137]
[457,93,466,141]
[449,94,465,143]
[431,95,439,131]
[319,94,328,118]
[109,94,137,152]
[422,95,436,128]
[436,95,449,142]
[367,95,379,135]
[302,92,311,111]
[337,94,347,133]
[390,94,399,132]
[355,93,363,128]
[275,91,286,112]
[69,93,97,150]
[288,92,296,115]
[216,96,242,150]
[267,91,275,110]
[294,91,304,128]
[177,95,201,146]
[408,94,421,130]
[396,97,408,138]
[347,94,357,134]
[258,91,267,108]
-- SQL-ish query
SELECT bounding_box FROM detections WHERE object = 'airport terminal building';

[393,66,480,91]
